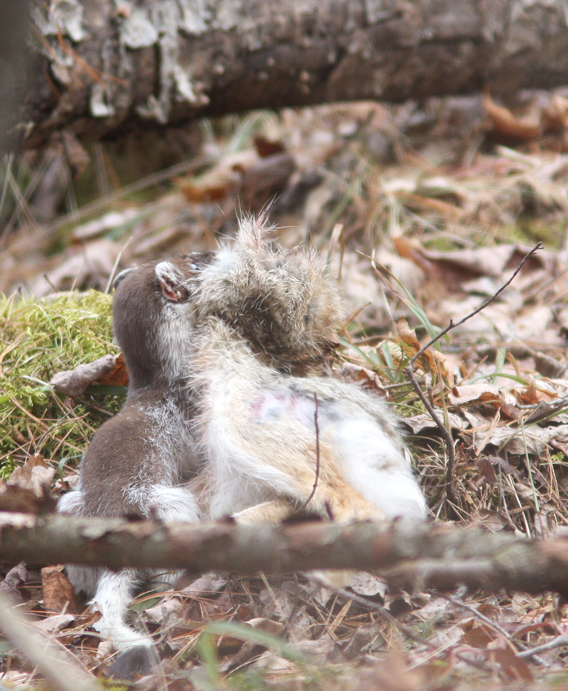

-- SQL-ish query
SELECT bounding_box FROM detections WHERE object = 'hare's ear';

[155,261,188,302]
[113,267,135,290]
[235,215,272,254]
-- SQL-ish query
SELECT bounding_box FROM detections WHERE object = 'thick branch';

[15,0,568,149]
[2,513,568,596]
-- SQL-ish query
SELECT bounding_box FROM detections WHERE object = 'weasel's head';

[195,217,341,373]
[113,252,212,389]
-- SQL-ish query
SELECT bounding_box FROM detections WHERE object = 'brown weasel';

[58,253,210,654]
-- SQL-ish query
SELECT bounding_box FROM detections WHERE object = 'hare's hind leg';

[233,498,296,523]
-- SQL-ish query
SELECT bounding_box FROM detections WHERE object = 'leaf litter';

[3,92,568,689]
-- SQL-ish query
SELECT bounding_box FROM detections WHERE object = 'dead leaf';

[176,150,257,202]
[33,613,76,634]
[533,351,567,379]
[179,573,227,598]
[477,457,497,483]
[483,90,541,141]
[340,363,387,396]
[98,352,129,386]
[8,454,55,495]
[392,236,440,280]
[544,93,568,130]
[355,649,424,691]
[487,643,534,681]
[0,482,58,514]
[145,572,226,623]
[51,354,121,397]
[346,572,387,599]
[449,383,501,406]
[413,596,453,622]
[253,135,286,158]
[484,455,520,477]
[462,620,496,648]
[402,411,469,434]
[396,318,421,352]
[0,562,27,603]
[239,152,296,200]
[246,617,284,636]
[41,565,80,613]
[513,378,540,406]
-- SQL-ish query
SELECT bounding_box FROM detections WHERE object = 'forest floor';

[2,89,568,689]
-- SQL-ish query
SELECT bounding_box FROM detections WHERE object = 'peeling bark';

[2,513,568,596]
[14,0,568,150]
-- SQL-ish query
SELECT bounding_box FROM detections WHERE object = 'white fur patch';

[149,485,201,522]
[335,419,427,520]
[57,488,84,515]
[91,569,153,650]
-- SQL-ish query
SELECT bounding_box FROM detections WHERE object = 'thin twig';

[306,576,492,673]
[405,242,543,512]
[441,594,548,666]
[516,634,568,659]
[297,393,321,514]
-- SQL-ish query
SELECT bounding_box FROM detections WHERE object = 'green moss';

[0,291,122,474]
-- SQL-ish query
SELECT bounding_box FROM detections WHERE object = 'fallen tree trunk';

[16,0,568,150]
[2,513,568,595]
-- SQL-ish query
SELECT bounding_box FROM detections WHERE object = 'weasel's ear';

[155,261,188,302]
[113,267,135,290]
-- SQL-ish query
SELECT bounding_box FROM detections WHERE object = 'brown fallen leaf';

[355,648,424,691]
[176,150,257,203]
[98,352,129,387]
[339,363,387,396]
[41,565,80,614]
[395,239,554,298]
[487,642,534,682]
[477,457,497,484]
[513,378,540,405]
[483,89,541,141]
[449,383,501,406]
[543,93,568,130]
[0,482,57,514]
[462,619,496,648]
[8,454,55,496]
[238,152,296,200]
[50,353,121,397]
[253,135,286,158]
[396,318,421,352]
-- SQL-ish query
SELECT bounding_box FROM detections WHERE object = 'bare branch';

[2,513,568,596]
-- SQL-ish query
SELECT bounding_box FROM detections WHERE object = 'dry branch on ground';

[9,0,568,150]
[1,513,568,597]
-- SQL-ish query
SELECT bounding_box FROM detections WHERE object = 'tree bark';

[17,0,568,150]
[2,513,568,596]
